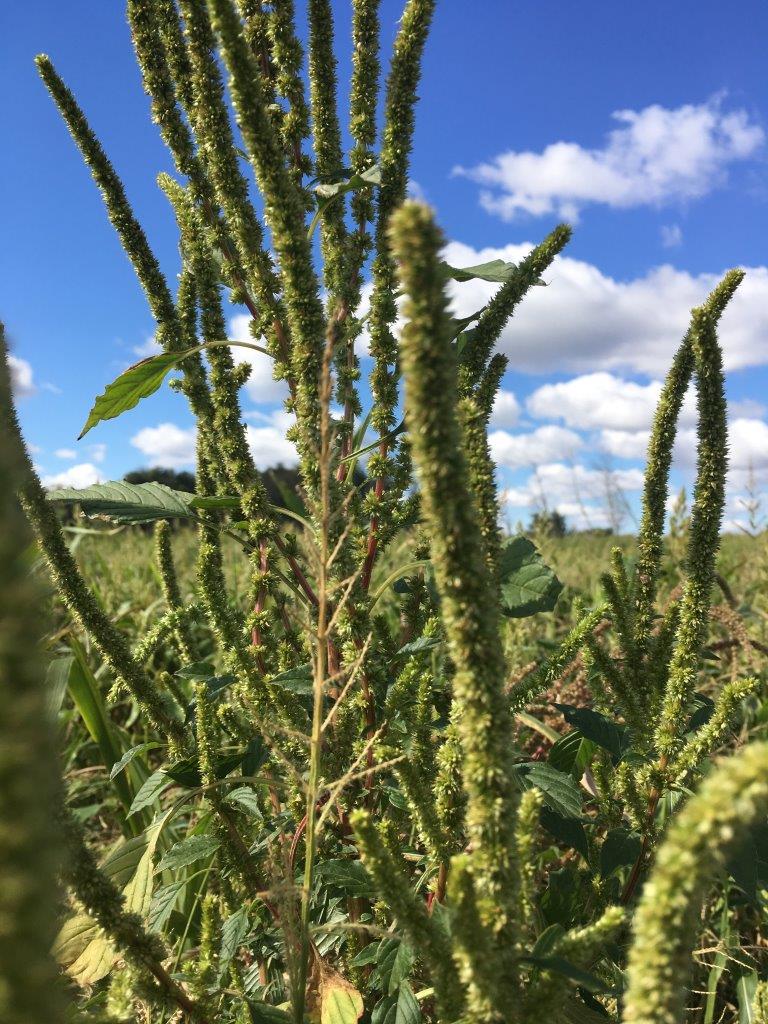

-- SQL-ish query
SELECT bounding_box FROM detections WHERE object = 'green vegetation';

[1,3,767,1023]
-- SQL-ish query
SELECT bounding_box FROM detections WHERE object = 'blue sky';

[2,0,767,531]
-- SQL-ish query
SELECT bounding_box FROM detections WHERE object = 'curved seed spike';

[458,223,571,393]
[35,54,215,428]
[351,809,463,1019]
[654,270,743,756]
[474,352,508,424]
[459,397,502,579]
[368,0,436,437]
[0,338,186,744]
[392,202,519,951]
[155,520,196,662]
[623,741,768,1024]
[308,0,349,301]
[36,56,174,342]
[0,327,65,1024]
[174,0,287,345]
[207,0,327,474]
[634,270,743,657]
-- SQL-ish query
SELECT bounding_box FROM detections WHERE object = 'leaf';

[79,352,184,437]
[48,481,197,525]
[269,663,314,696]
[158,834,221,872]
[45,655,72,718]
[123,844,155,918]
[388,942,416,994]
[246,1001,294,1024]
[498,536,563,618]
[600,829,642,879]
[148,880,186,932]
[541,807,589,861]
[128,768,169,817]
[371,984,421,1024]
[393,635,441,660]
[442,257,535,284]
[109,742,161,781]
[520,763,584,819]
[227,786,264,818]
[315,860,376,897]
[523,955,609,993]
[548,730,596,779]
[100,833,150,886]
[165,751,245,789]
[314,163,380,200]
[736,970,759,1024]
[219,906,250,980]
[553,705,626,762]
[320,970,364,1024]
[727,831,759,902]
[530,924,566,959]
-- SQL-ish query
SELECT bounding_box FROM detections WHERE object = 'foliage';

[1,4,766,1024]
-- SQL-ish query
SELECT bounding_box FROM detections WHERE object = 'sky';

[2,0,767,532]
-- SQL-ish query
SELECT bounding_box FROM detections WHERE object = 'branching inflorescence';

[0,4,762,1024]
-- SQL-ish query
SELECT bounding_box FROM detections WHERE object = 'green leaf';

[226,786,264,818]
[315,860,375,897]
[548,730,596,779]
[79,352,183,437]
[109,742,161,781]
[165,751,244,789]
[321,975,364,1024]
[48,481,197,525]
[158,834,221,872]
[442,258,535,284]
[128,768,169,817]
[148,880,186,932]
[541,807,589,861]
[219,906,250,980]
[314,162,381,200]
[269,664,314,696]
[371,984,422,1024]
[498,536,563,618]
[245,1001,294,1024]
[523,955,609,993]
[388,942,416,995]
[520,763,584,819]
[530,924,566,959]
[736,970,759,1024]
[553,705,626,762]
[393,635,441,660]
[600,829,642,879]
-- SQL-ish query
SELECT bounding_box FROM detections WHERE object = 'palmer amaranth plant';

[0,2,764,1023]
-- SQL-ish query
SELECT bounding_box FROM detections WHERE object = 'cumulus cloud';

[131,412,298,471]
[488,389,521,428]
[526,372,697,431]
[489,425,582,469]
[9,354,35,397]
[443,240,768,376]
[230,314,289,405]
[54,448,77,460]
[131,422,197,468]
[454,97,764,221]
[42,463,104,489]
[501,463,645,528]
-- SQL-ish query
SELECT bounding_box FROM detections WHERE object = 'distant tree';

[124,466,196,492]
[529,509,568,538]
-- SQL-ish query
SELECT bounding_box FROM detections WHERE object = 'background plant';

[1,3,766,1024]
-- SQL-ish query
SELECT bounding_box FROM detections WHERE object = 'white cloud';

[245,410,298,469]
[443,240,768,376]
[502,462,645,508]
[660,224,683,248]
[131,422,197,468]
[89,443,107,464]
[488,389,521,428]
[731,398,767,419]
[131,412,298,471]
[728,418,768,471]
[230,314,288,405]
[9,354,35,397]
[489,425,582,469]
[455,97,764,220]
[42,463,104,489]
[599,429,652,461]
[526,372,697,431]
[133,336,162,359]
[54,448,77,460]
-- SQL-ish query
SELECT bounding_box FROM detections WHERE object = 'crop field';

[2,2,767,1024]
